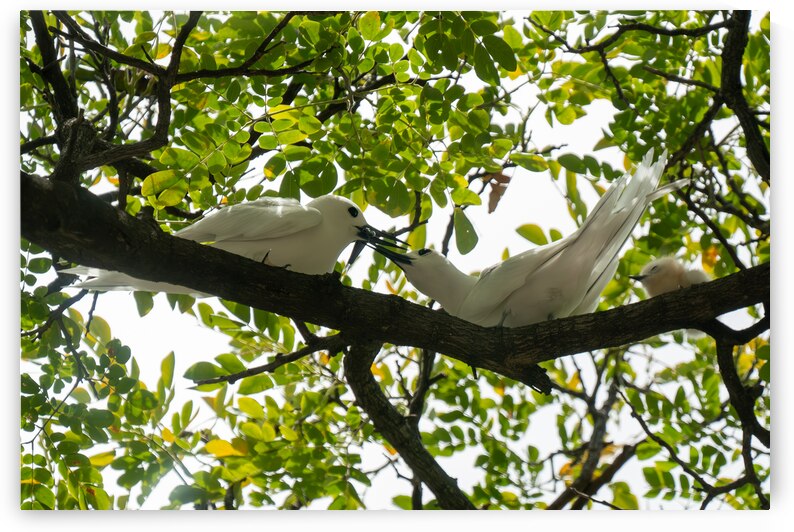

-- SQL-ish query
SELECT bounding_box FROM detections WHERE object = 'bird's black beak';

[629,274,646,281]
[346,226,409,268]
[346,239,369,268]
[371,243,413,268]
[358,225,409,249]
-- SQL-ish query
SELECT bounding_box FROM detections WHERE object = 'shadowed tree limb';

[21,171,769,393]
[720,11,769,183]
[343,341,476,510]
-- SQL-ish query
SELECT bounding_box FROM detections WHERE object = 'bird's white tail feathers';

[582,149,669,280]
[645,178,690,203]
[65,268,205,296]
[60,266,107,277]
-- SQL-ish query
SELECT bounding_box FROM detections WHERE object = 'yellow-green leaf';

[141,170,179,196]
[261,422,277,442]
[205,439,246,457]
[516,224,548,245]
[238,397,265,419]
[89,451,116,468]
[279,425,299,442]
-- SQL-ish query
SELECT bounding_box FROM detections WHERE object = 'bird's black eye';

[348,207,359,218]
[651,265,659,272]
[418,248,431,256]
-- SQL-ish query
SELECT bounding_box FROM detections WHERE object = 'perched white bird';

[630,257,711,338]
[66,195,399,294]
[629,257,711,297]
[377,150,687,327]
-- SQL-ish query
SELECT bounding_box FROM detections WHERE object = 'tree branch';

[29,11,79,123]
[720,11,770,183]
[195,334,346,386]
[21,172,769,393]
[343,341,476,509]
[51,12,165,76]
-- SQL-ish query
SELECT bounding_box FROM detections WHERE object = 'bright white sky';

[5,0,790,530]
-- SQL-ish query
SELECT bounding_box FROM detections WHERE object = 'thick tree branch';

[343,341,476,509]
[29,11,79,123]
[21,172,769,393]
[714,341,770,448]
[720,11,770,183]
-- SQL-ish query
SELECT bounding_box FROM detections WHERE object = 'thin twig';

[195,334,346,385]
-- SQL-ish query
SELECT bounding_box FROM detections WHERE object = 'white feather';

[392,150,683,327]
[68,195,372,294]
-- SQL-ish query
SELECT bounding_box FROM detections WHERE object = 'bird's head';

[308,196,408,267]
[629,257,686,297]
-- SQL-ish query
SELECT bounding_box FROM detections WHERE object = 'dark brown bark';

[721,11,770,183]
[343,342,476,510]
[21,172,769,392]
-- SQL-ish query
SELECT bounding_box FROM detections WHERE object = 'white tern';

[377,150,688,327]
[629,257,711,297]
[66,195,401,294]
[630,257,711,338]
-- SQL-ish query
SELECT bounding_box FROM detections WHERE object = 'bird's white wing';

[458,237,573,324]
[457,165,635,324]
[684,269,711,286]
[175,197,323,243]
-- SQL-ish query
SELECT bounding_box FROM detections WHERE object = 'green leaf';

[516,224,548,245]
[358,11,381,41]
[159,147,200,170]
[88,316,112,344]
[27,257,52,273]
[128,389,158,410]
[261,422,277,442]
[298,115,323,135]
[215,353,246,374]
[141,170,179,196]
[610,481,639,510]
[85,409,115,428]
[226,79,241,102]
[258,135,278,151]
[240,422,263,440]
[183,361,225,381]
[451,187,482,206]
[133,292,154,317]
[510,153,548,172]
[238,374,274,395]
[502,24,523,49]
[558,153,586,174]
[482,35,517,72]
[206,150,227,173]
[279,425,299,442]
[473,44,499,85]
[169,485,207,505]
[555,105,578,125]
[33,484,55,509]
[276,129,308,146]
[238,397,265,419]
[470,19,499,36]
[635,441,662,460]
[453,208,478,254]
[161,352,175,389]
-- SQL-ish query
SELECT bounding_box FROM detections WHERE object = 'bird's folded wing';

[175,197,323,243]
[458,238,572,324]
